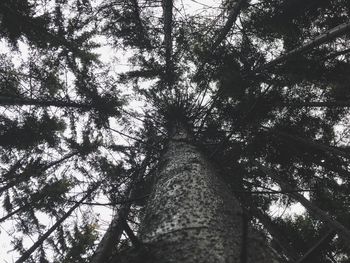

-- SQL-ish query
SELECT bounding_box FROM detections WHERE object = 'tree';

[1,0,350,262]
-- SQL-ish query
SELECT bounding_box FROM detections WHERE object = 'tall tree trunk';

[138,122,280,262]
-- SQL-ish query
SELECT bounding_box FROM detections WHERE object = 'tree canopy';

[0,0,350,262]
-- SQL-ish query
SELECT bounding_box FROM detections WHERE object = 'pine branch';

[262,127,350,160]
[254,160,350,247]
[0,205,27,224]
[0,155,27,184]
[123,221,142,248]
[2,2,95,61]
[250,207,299,262]
[162,0,174,88]
[326,47,350,60]
[295,229,335,263]
[240,189,316,195]
[15,182,101,263]
[65,194,150,206]
[130,0,152,49]
[283,101,350,108]
[90,157,151,263]
[0,152,78,194]
[0,95,94,110]
[211,0,246,51]
[254,21,350,73]
[108,127,162,151]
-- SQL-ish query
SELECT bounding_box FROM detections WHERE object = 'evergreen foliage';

[0,0,350,262]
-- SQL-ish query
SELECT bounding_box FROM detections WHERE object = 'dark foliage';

[0,0,349,262]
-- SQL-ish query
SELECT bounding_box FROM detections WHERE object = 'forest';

[0,0,350,262]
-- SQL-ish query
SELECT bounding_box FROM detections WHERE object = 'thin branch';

[0,96,93,110]
[262,127,350,160]
[250,207,299,262]
[107,127,162,151]
[0,205,27,224]
[296,229,336,263]
[254,21,350,73]
[284,101,350,108]
[162,0,174,88]
[15,183,101,263]
[254,160,350,247]
[0,152,78,194]
[65,194,150,206]
[123,221,142,248]
[90,157,152,263]
[211,0,246,51]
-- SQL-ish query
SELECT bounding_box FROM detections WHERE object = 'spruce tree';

[1,0,350,262]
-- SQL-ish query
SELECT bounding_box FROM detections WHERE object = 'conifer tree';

[1,0,350,262]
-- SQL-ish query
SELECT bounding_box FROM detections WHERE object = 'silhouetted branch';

[15,183,101,263]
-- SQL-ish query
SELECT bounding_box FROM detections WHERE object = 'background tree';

[0,0,350,262]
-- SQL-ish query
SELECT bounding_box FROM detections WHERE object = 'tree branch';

[15,183,101,263]
[254,160,350,247]
[211,0,246,51]
[254,21,350,73]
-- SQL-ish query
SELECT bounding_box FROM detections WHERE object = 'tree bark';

[138,123,280,262]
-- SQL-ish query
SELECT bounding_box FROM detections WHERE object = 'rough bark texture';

[138,123,280,263]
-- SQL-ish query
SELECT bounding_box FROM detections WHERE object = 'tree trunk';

[137,122,280,262]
